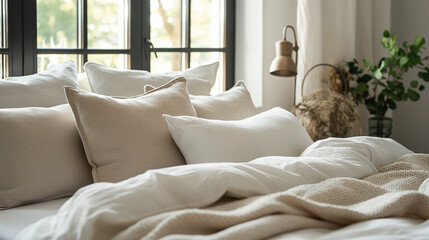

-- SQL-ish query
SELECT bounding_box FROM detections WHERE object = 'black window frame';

[0,0,7,78]
[5,0,235,90]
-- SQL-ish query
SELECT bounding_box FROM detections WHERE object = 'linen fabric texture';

[0,61,78,108]
[145,80,258,120]
[0,104,93,209]
[16,137,413,240]
[84,61,218,96]
[65,77,197,183]
[163,107,314,164]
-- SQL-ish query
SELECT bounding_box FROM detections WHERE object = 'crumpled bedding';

[119,154,429,240]
[17,137,413,240]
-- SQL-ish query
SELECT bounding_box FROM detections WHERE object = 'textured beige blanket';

[115,154,429,240]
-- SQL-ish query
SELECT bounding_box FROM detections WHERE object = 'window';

[36,0,130,72]
[149,0,228,93]
[4,0,235,92]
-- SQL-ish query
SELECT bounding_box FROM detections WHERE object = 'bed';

[5,138,429,240]
[1,61,429,240]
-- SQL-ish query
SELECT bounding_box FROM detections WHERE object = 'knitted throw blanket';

[116,154,429,240]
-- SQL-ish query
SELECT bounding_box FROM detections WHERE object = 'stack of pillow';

[0,60,313,210]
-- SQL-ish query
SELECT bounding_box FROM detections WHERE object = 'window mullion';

[141,0,150,70]
[22,0,36,75]
[77,0,83,71]
[82,0,88,64]
[184,0,190,69]
[8,0,22,76]
[130,0,143,70]
[225,0,235,90]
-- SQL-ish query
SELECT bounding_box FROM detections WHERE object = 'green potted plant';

[346,29,429,137]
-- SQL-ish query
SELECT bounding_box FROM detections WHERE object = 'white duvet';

[17,137,412,239]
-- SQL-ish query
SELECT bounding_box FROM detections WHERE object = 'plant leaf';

[363,59,369,68]
[403,41,409,50]
[382,38,389,48]
[418,71,429,82]
[407,89,420,101]
[379,60,386,70]
[389,46,398,56]
[419,85,425,91]
[374,69,383,79]
[410,80,419,88]
[360,74,372,83]
[383,29,390,38]
[414,36,425,48]
[387,99,397,110]
[355,83,367,93]
[391,94,401,101]
[400,57,409,67]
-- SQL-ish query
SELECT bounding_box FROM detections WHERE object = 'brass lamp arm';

[282,26,298,50]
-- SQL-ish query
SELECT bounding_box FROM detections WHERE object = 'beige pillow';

[65,77,197,183]
[145,81,258,120]
[84,61,218,97]
[0,104,93,209]
[0,60,78,108]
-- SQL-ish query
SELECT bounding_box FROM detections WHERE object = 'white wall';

[391,0,429,153]
[262,0,297,111]
[235,0,263,107]
[235,0,297,111]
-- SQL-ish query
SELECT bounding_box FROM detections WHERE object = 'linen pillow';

[84,61,218,96]
[0,60,78,108]
[163,107,313,164]
[0,104,93,209]
[145,81,258,120]
[65,77,197,183]
[78,72,92,92]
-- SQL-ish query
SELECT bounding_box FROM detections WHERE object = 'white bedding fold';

[17,137,412,240]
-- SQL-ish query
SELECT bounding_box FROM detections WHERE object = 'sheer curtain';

[296,0,390,103]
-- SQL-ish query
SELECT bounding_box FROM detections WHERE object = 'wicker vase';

[294,90,362,141]
[293,64,362,141]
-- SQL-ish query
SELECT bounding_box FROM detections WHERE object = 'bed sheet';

[0,197,69,240]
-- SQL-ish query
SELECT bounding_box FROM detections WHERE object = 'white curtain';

[296,0,391,103]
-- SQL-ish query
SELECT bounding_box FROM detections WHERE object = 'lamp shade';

[269,40,297,77]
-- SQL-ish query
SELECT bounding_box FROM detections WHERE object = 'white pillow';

[0,104,93,209]
[0,60,78,108]
[84,61,218,96]
[145,80,258,120]
[78,72,92,92]
[163,107,314,164]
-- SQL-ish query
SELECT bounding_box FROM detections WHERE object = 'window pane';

[191,0,224,48]
[150,52,183,73]
[87,54,129,69]
[37,0,77,48]
[88,0,129,49]
[190,52,223,94]
[150,0,182,48]
[37,54,80,72]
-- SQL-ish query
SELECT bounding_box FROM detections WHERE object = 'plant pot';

[368,117,393,138]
